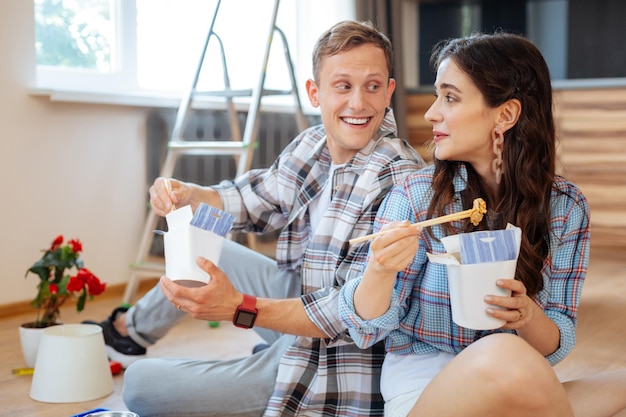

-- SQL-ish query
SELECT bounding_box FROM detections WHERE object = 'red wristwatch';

[233,294,258,329]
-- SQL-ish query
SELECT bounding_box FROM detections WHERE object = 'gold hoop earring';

[491,128,504,185]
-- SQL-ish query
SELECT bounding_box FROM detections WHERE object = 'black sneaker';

[252,343,270,354]
[83,306,146,368]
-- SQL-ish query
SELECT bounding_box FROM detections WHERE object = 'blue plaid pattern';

[340,164,590,367]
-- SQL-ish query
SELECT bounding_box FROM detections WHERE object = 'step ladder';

[123,0,309,304]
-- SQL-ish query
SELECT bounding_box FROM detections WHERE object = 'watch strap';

[240,293,257,311]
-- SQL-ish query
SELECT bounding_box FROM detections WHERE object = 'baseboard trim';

[0,278,159,319]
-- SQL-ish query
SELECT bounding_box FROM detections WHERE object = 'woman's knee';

[462,334,561,405]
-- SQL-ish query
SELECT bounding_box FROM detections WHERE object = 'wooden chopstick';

[348,198,487,245]
[164,178,176,212]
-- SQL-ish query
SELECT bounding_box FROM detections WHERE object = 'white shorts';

[382,351,455,417]
[385,389,425,417]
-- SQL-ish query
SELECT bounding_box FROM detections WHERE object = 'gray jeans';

[122,239,301,416]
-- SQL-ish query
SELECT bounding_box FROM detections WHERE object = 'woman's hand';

[484,278,533,330]
[368,220,421,276]
[485,278,562,356]
[354,221,421,320]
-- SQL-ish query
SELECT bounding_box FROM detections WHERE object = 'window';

[412,0,626,90]
[35,0,126,90]
[34,0,355,110]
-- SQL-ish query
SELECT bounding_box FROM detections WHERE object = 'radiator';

[146,108,320,185]
[145,108,321,255]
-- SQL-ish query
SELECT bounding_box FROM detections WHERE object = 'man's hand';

[160,257,243,322]
[150,177,192,217]
[161,257,329,338]
[149,177,223,216]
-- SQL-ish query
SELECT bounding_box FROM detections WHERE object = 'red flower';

[70,268,107,296]
[66,276,84,293]
[50,235,64,251]
[26,235,106,327]
[68,239,82,253]
[86,274,106,296]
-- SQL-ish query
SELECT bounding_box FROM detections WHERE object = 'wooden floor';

[1,246,625,416]
[1,279,264,416]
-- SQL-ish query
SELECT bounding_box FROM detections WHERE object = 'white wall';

[0,1,152,306]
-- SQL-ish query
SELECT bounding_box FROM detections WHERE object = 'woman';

[339,32,626,416]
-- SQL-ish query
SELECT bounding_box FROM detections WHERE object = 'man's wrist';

[233,294,258,329]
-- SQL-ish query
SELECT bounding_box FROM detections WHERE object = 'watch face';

[235,310,256,328]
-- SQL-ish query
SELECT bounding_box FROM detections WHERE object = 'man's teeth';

[343,117,368,125]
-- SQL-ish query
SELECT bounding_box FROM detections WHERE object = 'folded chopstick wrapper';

[160,203,234,287]
[427,225,522,330]
[190,203,235,236]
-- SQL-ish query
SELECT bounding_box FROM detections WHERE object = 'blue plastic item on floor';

[70,408,109,417]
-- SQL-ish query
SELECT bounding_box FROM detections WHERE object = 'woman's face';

[424,58,502,177]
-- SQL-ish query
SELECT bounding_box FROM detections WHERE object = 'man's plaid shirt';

[216,109,425,416]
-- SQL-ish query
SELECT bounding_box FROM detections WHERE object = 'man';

[91,20,424,416]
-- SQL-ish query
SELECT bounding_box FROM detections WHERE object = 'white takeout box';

[162,205,224,287]
[427,225,522,330]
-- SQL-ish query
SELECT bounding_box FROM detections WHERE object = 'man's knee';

[122,359,156,413]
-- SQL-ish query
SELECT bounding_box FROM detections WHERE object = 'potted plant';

[20,235,107,366]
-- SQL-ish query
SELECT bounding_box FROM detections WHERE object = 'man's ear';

[498,98,521,133]
[386,78,396,106]
[306,79,320,108]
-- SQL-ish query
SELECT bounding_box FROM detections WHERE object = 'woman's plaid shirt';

[340,164,590,367]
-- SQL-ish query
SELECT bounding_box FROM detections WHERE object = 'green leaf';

[76,290,86,312]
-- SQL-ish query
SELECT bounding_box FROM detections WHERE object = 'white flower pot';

[18,323,61,368]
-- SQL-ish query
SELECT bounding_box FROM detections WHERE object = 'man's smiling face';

[306,43,395,164]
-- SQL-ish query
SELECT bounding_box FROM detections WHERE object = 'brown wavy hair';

[427,32,555,297]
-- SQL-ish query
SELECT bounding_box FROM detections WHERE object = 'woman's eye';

[444,95,456,103]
